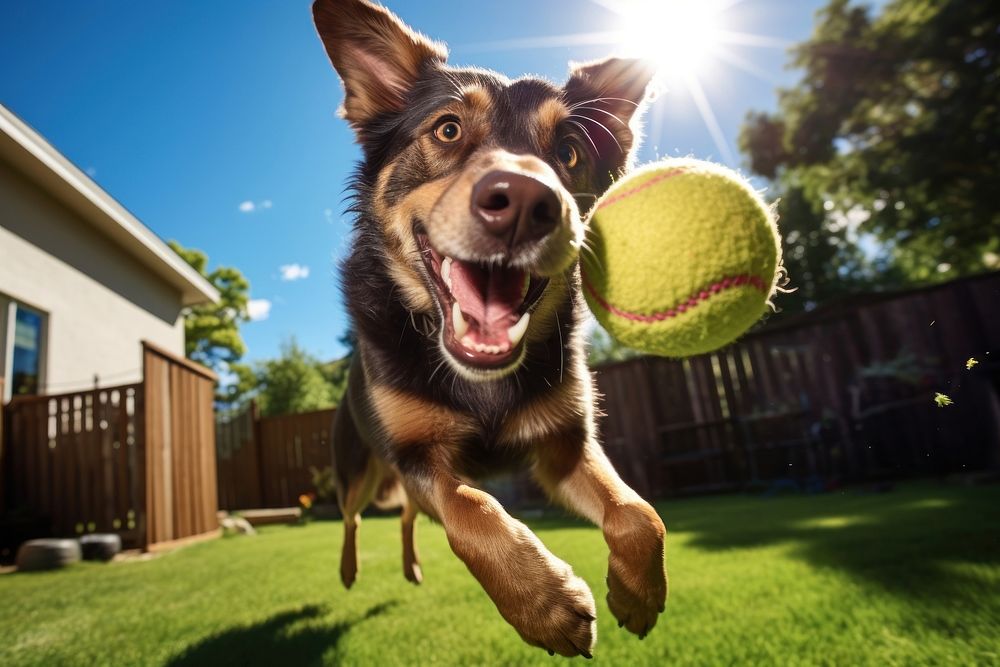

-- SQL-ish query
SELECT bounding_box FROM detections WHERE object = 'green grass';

[2,482,999,666]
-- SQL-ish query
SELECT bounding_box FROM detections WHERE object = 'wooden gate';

[142,342,219,548]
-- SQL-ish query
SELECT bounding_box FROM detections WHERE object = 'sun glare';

[619,1,722,80]
[462,0,789,166]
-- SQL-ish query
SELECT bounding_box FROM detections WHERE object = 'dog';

[313,0,666,657]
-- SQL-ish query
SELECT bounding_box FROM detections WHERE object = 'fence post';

[251,400,266,507]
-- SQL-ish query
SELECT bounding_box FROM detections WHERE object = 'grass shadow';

[513,482,1000,611]
[658,483,1000,610]
[166,601,398,666]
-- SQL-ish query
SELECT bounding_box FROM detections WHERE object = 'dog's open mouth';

[415,225,548,369]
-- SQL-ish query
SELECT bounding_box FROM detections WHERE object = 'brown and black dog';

[313,0,666,657]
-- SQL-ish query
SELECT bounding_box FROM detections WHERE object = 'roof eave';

[0,105,220,307]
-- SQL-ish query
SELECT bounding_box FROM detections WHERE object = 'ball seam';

[598,168,688,209]
[582,273,769,323]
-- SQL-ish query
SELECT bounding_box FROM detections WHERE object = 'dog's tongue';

[451,260,524,338]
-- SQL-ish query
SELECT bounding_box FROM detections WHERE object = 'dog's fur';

[313,0,667,656]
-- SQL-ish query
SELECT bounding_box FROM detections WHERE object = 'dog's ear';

[563,57,656,168]
[313,0,447,129]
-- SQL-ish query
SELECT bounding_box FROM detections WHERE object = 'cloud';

[324,208,335,224]
[247,299,272,321]
[85,166,98,177]
[279,264,310,281]
[238,199,273,214]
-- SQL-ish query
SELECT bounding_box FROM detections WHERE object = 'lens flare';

[619,1,723,81]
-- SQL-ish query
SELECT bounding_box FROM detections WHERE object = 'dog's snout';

[471,171,560,247]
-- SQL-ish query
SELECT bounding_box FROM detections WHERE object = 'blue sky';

[1,1,857,363]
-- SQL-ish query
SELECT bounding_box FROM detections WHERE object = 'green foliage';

[218,361,258,406]
[587,326,642,366]
[740,0,1000,309]
[309,465,337,504]
[1,483,998,664]
[168,241,252,400]
[254,339,336,417]
[319,356,351,407]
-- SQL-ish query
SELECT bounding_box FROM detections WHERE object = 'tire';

[80,534,122,562]
[16,539,82,572]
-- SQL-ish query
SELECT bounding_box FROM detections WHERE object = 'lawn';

[1,482,998,666]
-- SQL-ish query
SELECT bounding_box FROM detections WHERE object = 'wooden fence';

[3,383,145,545]
[213,273,1000,511]
[142,342,219,547]
[593,272,1000,498]
[216,402,262,511]
[1,342,218,550]
[216,404,335,510]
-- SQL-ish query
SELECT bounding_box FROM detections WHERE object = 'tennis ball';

[581,158,781,357]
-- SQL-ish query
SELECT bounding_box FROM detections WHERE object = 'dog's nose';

[471,171,560,247]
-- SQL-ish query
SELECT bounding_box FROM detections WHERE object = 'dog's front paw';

[504,565,597,658]
[605,502,667,638]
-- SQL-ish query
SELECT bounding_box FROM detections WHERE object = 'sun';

[461,0,787,166]
[618,1,723,81]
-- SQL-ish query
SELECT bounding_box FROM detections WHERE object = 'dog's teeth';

[507,312,530,346]
[442,257,453,290]
[452,302,468,338]
[522,274,530,299]
[458,337,509,355]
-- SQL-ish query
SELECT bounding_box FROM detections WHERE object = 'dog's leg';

[401,495,423,584]
[403,466,596,657]
[338,456,380,589]
[534,430,667,639]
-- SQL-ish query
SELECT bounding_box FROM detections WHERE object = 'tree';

[587,326,641,366]
[740,0,1000,309]
[168,240,251,370]
[320,355,351,406]
[254,338,335,417]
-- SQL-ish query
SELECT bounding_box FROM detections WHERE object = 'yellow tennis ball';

[581,158,782,357]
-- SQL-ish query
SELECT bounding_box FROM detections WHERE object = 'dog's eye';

[433,118,463,143]
[556,141,579,169]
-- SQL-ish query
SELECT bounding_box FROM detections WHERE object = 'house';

[0,104,219,401]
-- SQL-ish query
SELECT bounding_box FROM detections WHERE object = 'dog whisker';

[428,357,449,384]
[568,96,620,112]
[573,105,628,128]
[566,119,600,157]
[567,96,641,113]
[555,310,565,384]
[569,114,622,153]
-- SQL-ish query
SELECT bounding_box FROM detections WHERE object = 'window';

[12,306,44,395]
[1,299,47,399]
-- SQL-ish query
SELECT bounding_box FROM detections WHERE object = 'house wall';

[0,157,185,394]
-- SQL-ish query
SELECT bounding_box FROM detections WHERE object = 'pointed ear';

[313,0,448,129]
[563,57,656,167]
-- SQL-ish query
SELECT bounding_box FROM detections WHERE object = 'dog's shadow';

[166,601,398,666]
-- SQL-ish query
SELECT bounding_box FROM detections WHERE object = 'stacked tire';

[16,533,122,571]
[16,539,81,572]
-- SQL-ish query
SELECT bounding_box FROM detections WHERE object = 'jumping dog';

[313,0,666,656]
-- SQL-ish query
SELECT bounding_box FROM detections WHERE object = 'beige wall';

[0,157,185,395]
